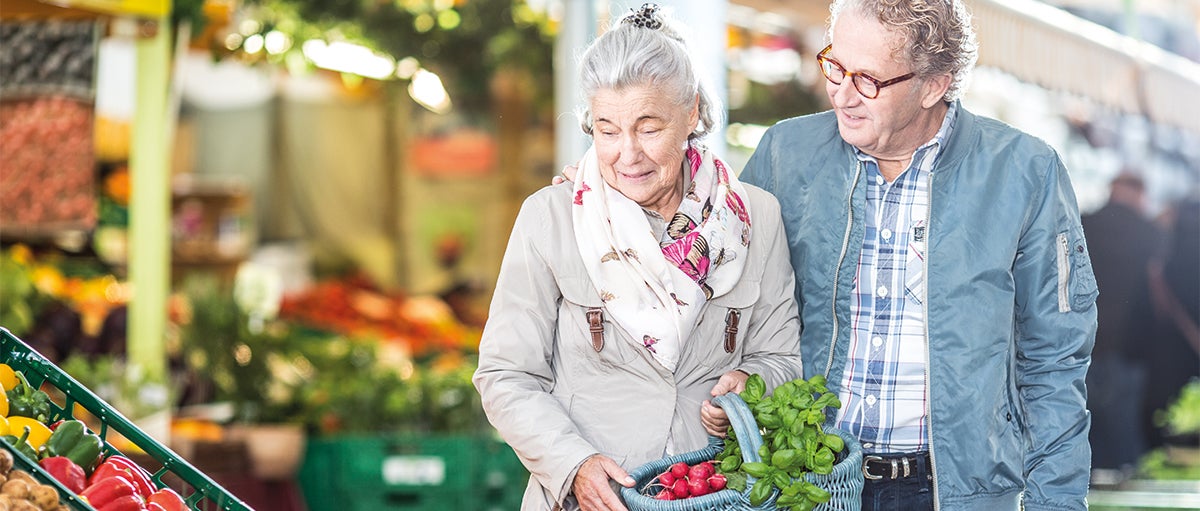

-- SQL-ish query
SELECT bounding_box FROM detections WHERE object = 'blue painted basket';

[621,393,863,511]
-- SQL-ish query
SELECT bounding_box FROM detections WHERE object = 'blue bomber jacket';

[740,102,1098,511]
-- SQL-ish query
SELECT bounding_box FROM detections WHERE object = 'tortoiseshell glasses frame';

[816,44,917,99]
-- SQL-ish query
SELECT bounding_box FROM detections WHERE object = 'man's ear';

[921,73,952,109]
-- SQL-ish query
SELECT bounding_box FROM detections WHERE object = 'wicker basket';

[621,393,863,511]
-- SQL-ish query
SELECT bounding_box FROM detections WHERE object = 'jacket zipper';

[825,160,862,377]
[923,170,940,510]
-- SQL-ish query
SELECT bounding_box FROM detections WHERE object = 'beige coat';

[473,182,802,511]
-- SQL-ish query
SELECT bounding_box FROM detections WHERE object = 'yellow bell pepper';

[0,364,17,392]
[0,416,9,436]
[0,389,8,417]
[7,416,52,449]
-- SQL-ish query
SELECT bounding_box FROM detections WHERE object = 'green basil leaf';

[805,484,832,503]
[795,497,817,511]
[720,455,741,472]
[808,374,827,391]
[772,471,791,490]
[725,471,748,492]
[792,392,815,409]
[813,392,837,409]
[782,480,805,497]
[775,494,798,508]
[743,374,766,403]
[760,412,783,430]
[742,461,770,478]
[750,478,773,506]
[823,432,845,453]
[771,449,800,470]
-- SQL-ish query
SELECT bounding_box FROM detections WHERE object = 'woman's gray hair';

[830,0,978,102]
[577,5,720,140]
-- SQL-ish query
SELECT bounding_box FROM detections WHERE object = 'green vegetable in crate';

[714,374,845,511]
[6,370,52,422]
[39,455,87,493]
[1,426,39,460]
[41,419,102,474]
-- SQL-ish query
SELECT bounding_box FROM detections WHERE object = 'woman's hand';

[573,454,633,511]
[551,164,579,185]
[700,370,750,437]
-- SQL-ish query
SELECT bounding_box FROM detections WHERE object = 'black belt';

[861,452,931,481]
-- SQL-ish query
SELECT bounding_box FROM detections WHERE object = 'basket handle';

[711,392,765,464]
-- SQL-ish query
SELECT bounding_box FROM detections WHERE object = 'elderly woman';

[472,5,802,511]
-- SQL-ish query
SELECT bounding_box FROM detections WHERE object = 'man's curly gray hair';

[830,0,979,102]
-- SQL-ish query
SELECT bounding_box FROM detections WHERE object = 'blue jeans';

[861,452,934,511]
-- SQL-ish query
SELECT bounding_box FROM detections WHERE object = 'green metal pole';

[128,17,172,383]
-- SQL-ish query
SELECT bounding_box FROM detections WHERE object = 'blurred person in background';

[739,0,1098,509]
[1144,196,1200,449]
[1081,172,1163,471]
[474,5,803,510]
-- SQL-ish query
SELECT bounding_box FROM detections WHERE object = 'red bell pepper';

[148,488,186,511]
[39,456,87,493]
[91,495,147,511]
[80,474,145,511]
[91,455,156,499]
[147,504,167,511]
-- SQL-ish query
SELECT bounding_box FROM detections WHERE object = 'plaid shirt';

[834,103,958,454]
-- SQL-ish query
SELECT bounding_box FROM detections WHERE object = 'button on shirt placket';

[837,152,937,455]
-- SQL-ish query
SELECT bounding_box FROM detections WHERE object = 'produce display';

[0,20,99,234]
[0,97,97,232]
[0,449,70,511]
[277,274,481,357]
[0,363,189,511]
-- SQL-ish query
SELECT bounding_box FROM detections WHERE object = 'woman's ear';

[689,93,701,132]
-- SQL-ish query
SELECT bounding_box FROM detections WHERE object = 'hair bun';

[623,3,663,30]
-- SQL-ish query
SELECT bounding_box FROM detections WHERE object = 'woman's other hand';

[573,454,633,511]
[552,164,579,185]
[700,370,750,437]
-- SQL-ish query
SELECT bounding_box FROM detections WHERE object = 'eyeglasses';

[816,45,916,99]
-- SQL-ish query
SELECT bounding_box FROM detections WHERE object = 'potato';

[10,501,37,511]
[6,472,33,486]
[0,450,11,475]
[28,485,56,511]
[0,480,29,501]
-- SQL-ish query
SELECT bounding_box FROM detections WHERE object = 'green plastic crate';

[0,327,251,511]
[299,434,495,511]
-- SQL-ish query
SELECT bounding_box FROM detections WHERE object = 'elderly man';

[739,1,1098,510]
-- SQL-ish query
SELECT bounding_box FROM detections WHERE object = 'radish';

[708,473,727,491]
[655,489,675,500]
[669,461,689,478]
[687,476,711,496]
[670,479,689,499]
[688,461,715,480]
[659,471,676,486]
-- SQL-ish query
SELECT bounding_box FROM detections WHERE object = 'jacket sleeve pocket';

[1056,227,1098,313]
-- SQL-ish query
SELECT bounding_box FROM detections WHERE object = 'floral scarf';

[572,142,751,372]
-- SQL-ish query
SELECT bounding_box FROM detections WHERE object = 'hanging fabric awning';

[968,0,1200,134]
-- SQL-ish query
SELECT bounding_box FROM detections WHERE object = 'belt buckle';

[862,455,885,480]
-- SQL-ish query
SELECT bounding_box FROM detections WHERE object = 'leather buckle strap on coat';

[586,308,604,352]
[724,309,740,353]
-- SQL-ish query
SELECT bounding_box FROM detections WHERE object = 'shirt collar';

[853,101,959,173]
